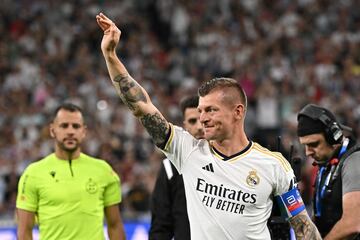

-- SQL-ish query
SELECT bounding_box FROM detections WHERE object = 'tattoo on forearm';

[113,74,147,112]
[113,74,168,146]
[289,213,322,240]
[140,113,168,147]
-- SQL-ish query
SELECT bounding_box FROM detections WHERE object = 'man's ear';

[49,124,55,138]
[234,104,245,120]
[83,125,88,137]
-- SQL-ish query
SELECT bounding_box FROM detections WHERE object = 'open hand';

[96,13,121,54]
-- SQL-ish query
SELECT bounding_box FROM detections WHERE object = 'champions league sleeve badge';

[275,187,305,219]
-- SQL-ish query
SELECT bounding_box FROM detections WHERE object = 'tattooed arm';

[96,13,169,147]
[289,210,322,240]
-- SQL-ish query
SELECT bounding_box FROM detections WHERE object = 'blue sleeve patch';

[275,188,305,219]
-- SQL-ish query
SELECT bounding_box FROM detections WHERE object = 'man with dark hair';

[297,104,360,239]
[16,103,126,240]
[97,13,321,239]
[150,95,204,240]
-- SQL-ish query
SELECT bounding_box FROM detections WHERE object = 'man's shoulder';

[79,153,116,177]
[343,149,360,167]
[347,149,360,158]
[251,142,292,172]
[251,142,286,160]
[80,153,110,166]
[341,142,360,166]
[171,124,208,146]
[24,154,55,171]
[345,141,360,157]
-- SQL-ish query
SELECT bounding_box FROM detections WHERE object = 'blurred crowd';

[1,0,360,224]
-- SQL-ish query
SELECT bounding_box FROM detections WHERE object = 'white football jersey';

[161,124,295,240]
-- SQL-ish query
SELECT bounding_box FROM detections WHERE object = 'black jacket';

[149,159,190,240]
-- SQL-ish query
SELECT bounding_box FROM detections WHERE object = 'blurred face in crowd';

[198,89,244,141]
[50,109,87,154]
[183,107,204,139]
[298,133,337,165]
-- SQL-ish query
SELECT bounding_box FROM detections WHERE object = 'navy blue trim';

[212,141,252,161]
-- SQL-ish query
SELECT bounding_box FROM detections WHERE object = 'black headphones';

[298,104,343,145]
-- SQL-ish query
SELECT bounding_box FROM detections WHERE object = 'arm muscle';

[105,204,126,240]
[17,209,35,240]
[289,210,322,240]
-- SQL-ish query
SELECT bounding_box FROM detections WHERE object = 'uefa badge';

[246,170,260,187]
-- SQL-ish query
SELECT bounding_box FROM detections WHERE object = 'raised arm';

[96,13,169,147]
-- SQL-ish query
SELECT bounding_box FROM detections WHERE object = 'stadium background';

[0,0,360,239]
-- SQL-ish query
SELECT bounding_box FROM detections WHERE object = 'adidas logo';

[202,163,214,172]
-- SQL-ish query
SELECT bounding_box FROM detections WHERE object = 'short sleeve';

[103,165,121,207]
[16,167,38,212]
[342,151,360,194]
[160,124,200,173]
[273,155,296,197]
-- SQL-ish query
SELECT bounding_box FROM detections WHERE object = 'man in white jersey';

[96,12,321,240]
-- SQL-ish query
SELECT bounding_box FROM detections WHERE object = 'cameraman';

[297,104,360,239]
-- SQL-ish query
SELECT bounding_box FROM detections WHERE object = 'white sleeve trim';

[163,158,173,180]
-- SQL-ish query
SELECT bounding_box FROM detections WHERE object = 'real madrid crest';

[246,170,260,187]
[85,178,98,194]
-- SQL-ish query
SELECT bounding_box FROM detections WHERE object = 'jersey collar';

[211,141,253,161]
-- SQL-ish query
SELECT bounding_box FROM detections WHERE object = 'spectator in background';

[297,104,360,239]
[16,103,126,240]
[149,95,204,240]
[254,80,281,148]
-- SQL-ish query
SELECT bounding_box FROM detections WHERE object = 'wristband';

[275,188,305,219]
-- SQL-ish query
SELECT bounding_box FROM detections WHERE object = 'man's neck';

[212,135,249,157]
[55,148,81,160]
